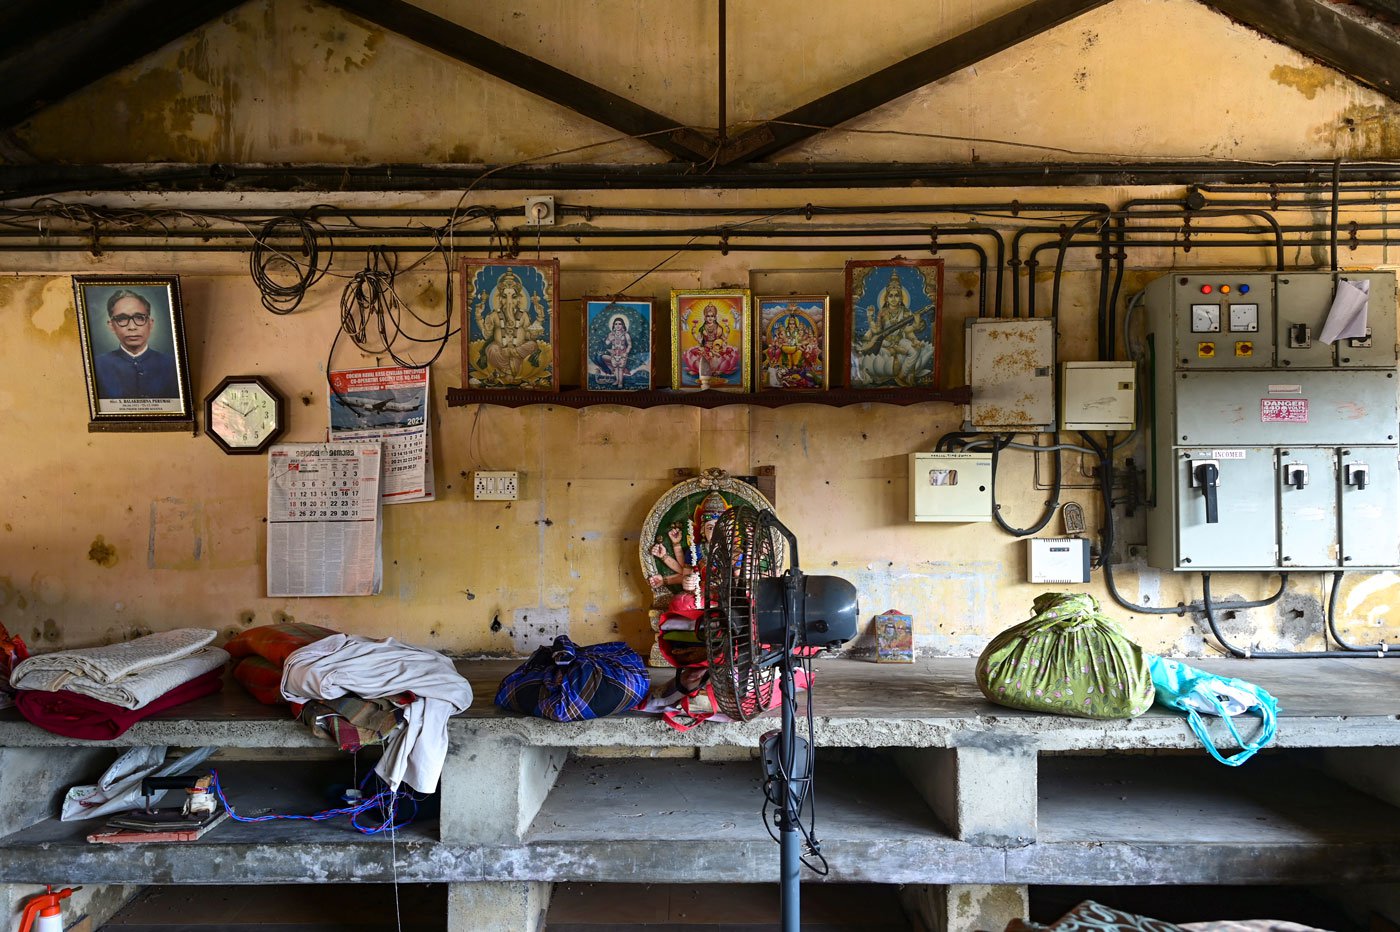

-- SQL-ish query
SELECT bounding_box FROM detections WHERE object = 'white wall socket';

[473,470,519,501]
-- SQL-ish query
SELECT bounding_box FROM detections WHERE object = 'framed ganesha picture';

[670,289,752,391]
[756,294,829,390]
[845,258,943,389]
[461,258,560,391]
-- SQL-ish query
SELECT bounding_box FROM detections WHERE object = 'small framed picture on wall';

[671,289,752,391]
[583,297,654,391]
[756,294,829,390]
[844,258,944,389]
[73,275,194,430]
[461,258,560,391]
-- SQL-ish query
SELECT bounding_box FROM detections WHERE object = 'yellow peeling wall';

[3,0,1400,657]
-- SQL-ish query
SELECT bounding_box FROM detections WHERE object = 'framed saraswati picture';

[461,258,560,391]
[583,297,654,391]
[844,258,943,389]
[756,295,829,391]
[671,289,752,391]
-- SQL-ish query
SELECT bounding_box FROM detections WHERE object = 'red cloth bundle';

[15,667,224,739]
[226,623,338,706]
[0,620,30,703]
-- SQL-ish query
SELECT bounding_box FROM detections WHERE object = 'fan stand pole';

[778,632,801,932]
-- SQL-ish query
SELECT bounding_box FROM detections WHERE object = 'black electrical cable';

[1202,572,1397,659]
[989,434,1062,537]
[1078,431,1289,616]
[249,215,333,314]
[1324,571,1395,655]
[1331,158,1342,273]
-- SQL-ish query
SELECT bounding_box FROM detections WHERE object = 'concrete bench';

[2,657,1398,931]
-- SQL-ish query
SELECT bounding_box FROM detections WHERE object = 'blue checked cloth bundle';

[494,635,649,722]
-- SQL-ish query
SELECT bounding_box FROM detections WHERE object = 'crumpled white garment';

[12,629,228,710]
[279,634,473,793]
[61,745,216,821]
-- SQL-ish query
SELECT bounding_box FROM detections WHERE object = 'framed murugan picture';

[670,289,752,391]
[461,258,559,391]
[756,294,829,391]
[844,258,943,389]
[583,297,653,391]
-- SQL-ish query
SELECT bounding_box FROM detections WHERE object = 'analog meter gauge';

[1229,303,1260,332]
[1190,303,1221,333]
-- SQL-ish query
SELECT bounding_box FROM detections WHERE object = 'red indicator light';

[1200,284,1213,294]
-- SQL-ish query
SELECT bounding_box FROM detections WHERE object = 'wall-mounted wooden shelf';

[445,386,972,409]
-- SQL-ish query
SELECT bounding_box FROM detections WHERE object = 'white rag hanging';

[279,634,473,793]
[11,629,229,710]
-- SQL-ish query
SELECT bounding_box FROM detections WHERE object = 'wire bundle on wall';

[250,215,334,314]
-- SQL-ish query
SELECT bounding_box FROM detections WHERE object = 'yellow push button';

[1235,341,1253,357]
[1197,342,1216,358]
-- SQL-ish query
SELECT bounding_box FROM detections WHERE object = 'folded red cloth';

[225,623,338,664]
[232,655,287,706]
[15,667,225,740]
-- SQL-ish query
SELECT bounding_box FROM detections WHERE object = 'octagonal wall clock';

[203,375,286,454]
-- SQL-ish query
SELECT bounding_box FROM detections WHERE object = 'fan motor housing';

[755,574,859,647]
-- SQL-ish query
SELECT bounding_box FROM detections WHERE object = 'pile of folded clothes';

[10,628,228,739]
[228,623,474,793]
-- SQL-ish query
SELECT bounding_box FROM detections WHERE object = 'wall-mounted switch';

[473,470,519,500]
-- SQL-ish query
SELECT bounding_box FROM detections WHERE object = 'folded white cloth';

[12,629,229,710]
[280,634,473,793]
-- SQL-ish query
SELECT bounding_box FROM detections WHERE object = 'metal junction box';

[909,452,993,522]
[1144,270,1400,571]
[1062,361,1137,431]
[965,317,1056,431]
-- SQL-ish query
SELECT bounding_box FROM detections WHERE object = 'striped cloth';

[495,636,648,722]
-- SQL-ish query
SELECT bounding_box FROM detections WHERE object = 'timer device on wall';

[203,375,286,454]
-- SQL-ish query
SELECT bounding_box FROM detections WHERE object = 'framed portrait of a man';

[844,259,943,389]
[461,258,560,391]
[583,297,653,391]
[73,276,194,429]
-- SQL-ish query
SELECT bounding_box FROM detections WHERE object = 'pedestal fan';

[700,505,858,932]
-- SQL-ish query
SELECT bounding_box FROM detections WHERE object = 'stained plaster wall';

[2,0,1400,657]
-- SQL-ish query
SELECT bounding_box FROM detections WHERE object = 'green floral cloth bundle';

[977,592,1155,720]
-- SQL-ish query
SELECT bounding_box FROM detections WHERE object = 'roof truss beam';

[715,0,1113,165]
[323,0,716,163]
[1202,0,1400,102]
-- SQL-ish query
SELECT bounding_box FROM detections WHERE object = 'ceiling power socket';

[473,470,519,501]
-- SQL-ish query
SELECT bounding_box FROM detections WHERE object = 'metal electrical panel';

[1062,361,1137,430]
[1144,270,1400,571]
[909,452,993,522]
[965,318,1056,431]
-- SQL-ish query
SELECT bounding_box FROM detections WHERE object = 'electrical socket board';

[473,470,519,501]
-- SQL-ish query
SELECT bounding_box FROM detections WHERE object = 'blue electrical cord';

[210,769,419,835]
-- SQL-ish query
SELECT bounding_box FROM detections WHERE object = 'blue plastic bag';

[1147,655,1280,766]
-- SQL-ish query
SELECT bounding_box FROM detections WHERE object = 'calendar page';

[267,442,383,597]
[328,366,434,504]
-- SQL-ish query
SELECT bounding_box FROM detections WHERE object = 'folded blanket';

[13,628,216,685]
[16,668,224,740]
[226,623,338,666]
[12,642,229,710]
[232,655,287,705]
[298,694,406,752]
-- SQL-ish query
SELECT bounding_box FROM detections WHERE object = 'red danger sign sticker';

[1261,398,1308,423]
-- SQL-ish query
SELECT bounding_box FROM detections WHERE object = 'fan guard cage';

[701,505,783,721]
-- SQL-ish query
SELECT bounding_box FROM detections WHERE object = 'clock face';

[205,378,283,453]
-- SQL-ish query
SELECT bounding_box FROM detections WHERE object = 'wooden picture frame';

[756,294,829,391]
[73,275,194,430]
[461,258,560,391]
[844,258,944,389]
[583,297,654,391]
[670,289,752,391]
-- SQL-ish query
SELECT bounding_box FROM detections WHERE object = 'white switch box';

[909,452,993,522]
[473,470,519,500]
[1061,361,1137,431]
[1028,537,1091,583]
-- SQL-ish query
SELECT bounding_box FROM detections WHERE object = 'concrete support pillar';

[439,737,566,844]
[448,881,551,932]
[901,883,1030,932]
[894,743,1037,846]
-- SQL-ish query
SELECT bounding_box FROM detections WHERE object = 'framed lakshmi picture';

[461,258,560,391]
[844,258,943,389]
[583,297,653,391]
[756,294,829,391]
[670,289,752,391]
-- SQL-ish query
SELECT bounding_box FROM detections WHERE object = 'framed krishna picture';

[461,258,560,391]
[844,258,943,389]
[670,289,751,391]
